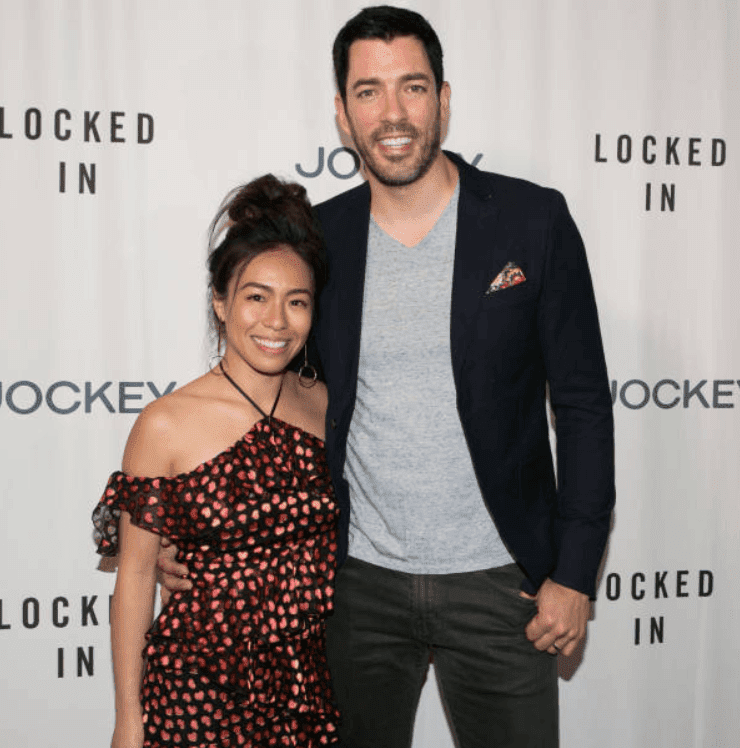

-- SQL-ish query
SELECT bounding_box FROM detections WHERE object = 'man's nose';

[381,89,406,122]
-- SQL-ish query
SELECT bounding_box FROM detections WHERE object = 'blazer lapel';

[318,183,371,406]
[449,154,501,384]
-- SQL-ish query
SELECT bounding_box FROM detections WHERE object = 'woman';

[92,175,340,747]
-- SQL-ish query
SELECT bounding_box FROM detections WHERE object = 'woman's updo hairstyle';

[207,173,327,335]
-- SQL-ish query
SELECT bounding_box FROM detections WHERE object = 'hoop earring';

[298,345,318,388]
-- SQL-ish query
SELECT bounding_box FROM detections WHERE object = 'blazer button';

[330,418,337,430]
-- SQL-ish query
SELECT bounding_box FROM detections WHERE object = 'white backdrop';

[0,1,738,746]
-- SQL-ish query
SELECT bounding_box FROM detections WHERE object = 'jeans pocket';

[480,564,537,607]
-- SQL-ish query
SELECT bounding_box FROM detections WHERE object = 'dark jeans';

[325,557,558,748]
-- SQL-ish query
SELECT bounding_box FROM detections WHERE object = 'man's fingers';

[556,639,578,657]
[533,626,584,655]
[157,557,189,577]
[532,628,572,654]
[154,539,192,595]
[523,579,590,654]
[530,629,559,652]
[157,540,178,565]
[526,611,583,652]
[525,613,547,644]
[158,572,191,590]
[156,541,187,576]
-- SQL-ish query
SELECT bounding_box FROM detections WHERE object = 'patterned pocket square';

[485,262,526,295]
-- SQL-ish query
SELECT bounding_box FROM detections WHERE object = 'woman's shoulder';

[296,371,327,405]
[122,373,218,477]
[283,372,327,412]
[134,376,212,438]
[280,372,328,440]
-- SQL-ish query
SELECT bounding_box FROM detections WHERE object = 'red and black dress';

[92,416,341,747]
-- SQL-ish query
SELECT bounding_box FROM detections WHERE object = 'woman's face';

[214,245,314,378]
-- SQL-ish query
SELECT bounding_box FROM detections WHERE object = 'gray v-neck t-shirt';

[344,183,514,573]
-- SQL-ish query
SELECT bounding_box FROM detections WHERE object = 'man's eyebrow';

[351,72,432,90]
[352,77,382,90]
[399,73,432,84]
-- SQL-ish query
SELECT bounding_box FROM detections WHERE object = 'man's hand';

[156,538,191,606]
[522,578,591,656]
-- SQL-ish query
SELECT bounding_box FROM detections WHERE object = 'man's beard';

[348,110,442,187]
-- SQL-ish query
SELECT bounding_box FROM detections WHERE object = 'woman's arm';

[110,514,160,748]
[110,402,176,748]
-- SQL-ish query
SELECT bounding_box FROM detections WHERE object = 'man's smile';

[378,136,413,148]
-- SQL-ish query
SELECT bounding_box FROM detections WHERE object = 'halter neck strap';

[219,362,284,420]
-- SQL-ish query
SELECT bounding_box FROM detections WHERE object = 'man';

[163,6,614,747]
[316,6,614,746]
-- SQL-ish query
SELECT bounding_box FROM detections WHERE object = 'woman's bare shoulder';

[285,372,327,410]
[301,375,328,411]
[281,372,328,440]
[122,373,217,477]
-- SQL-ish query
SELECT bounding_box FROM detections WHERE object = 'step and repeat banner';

[0,1,737,746]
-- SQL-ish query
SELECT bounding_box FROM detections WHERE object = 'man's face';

[336,35,450,187]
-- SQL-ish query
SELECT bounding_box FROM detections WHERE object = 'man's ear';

[440,81,451,125]
[335,92,351,138]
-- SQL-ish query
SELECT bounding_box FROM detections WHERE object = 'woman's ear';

[212,290,225,326]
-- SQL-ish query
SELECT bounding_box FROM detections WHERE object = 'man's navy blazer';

[314,152,615,599]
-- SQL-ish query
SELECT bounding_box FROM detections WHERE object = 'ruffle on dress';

[92,418,340,745]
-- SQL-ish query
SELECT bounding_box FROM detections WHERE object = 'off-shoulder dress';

[92,416,340,747]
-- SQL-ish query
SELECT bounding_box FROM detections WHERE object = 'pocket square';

[485,262,526,295]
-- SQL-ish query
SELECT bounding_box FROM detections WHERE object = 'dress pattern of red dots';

[93,417,341,747]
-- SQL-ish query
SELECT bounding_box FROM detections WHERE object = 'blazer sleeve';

[537,190,615,598]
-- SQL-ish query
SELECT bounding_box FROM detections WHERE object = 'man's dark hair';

[333,5,444,103]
